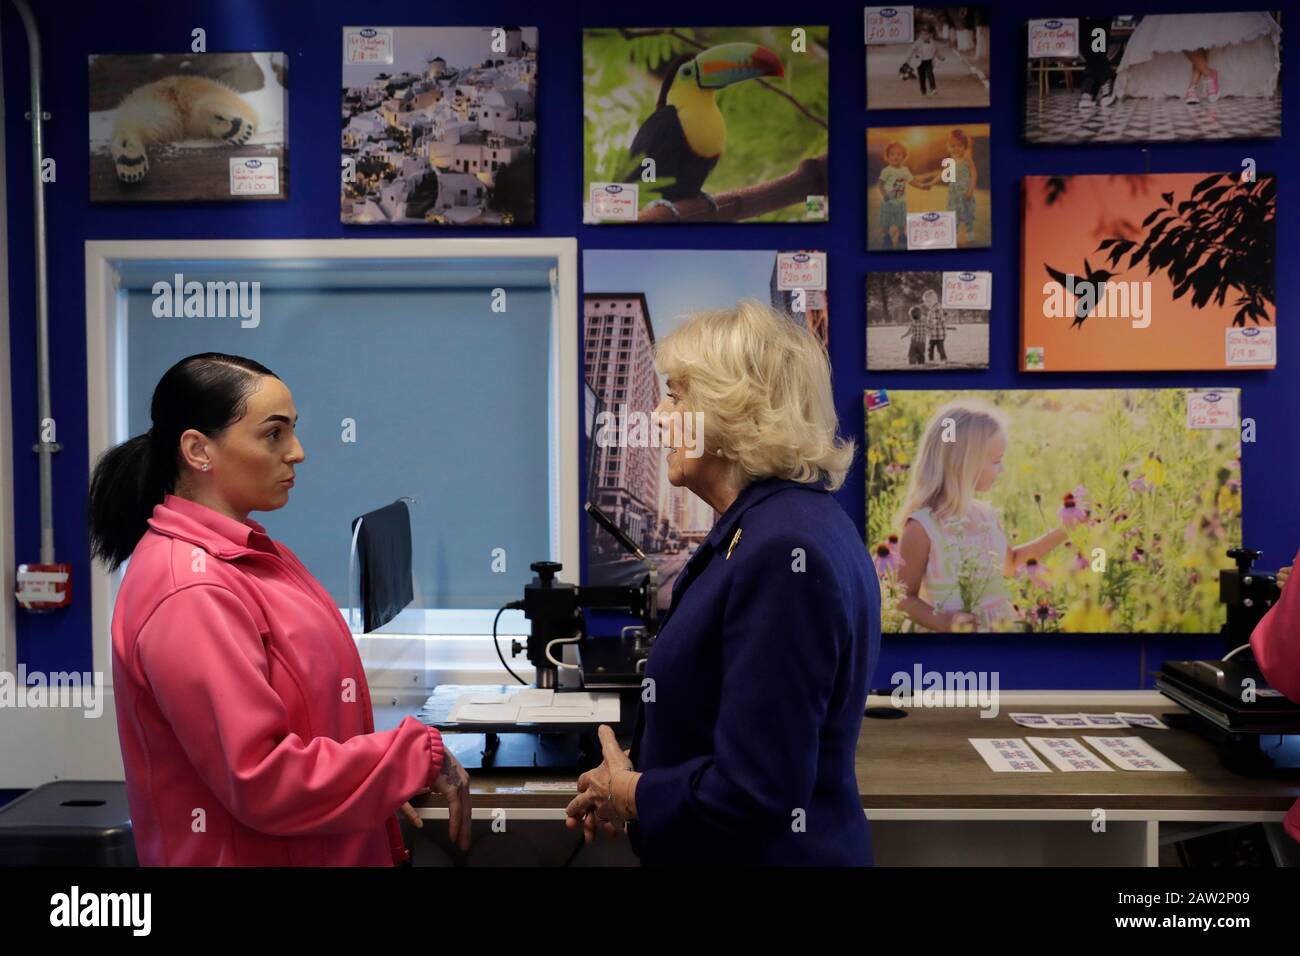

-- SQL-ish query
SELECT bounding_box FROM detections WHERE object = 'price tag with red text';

[865,7,914,45]
[229,158,280,196]
[588,183,639,222]
[776,252,827,291]
[942,271,992,310]
[1186,390,1239,430]
[1225,327,1276,367]
[906,211,956,249]
[1028,18,1079,58]
[345,27,394,65]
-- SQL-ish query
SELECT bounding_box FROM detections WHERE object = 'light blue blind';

[123,263,554,614]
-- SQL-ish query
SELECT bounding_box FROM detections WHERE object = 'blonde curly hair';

[655,298,854,492]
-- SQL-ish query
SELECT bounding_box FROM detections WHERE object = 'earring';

[201,463,210,471]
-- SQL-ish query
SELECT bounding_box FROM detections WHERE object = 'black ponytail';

[88,352,278,570]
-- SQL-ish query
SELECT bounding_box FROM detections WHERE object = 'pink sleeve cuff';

[425,725,446,789]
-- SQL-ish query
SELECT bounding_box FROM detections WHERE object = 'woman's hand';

[940,610,979,632]
[1278,565,1291,589]
[399,801,423,829]
[429,749,472,851]
[565,725,638,843]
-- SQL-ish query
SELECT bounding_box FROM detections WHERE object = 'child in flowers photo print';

[865,388,1243,634]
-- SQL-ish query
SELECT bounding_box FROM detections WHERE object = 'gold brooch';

[726,528,743,560]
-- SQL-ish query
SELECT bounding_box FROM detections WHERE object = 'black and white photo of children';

[866,271,990,371]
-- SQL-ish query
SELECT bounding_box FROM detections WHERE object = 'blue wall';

[4,0,1292,687]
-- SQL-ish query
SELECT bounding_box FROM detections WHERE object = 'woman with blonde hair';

[893,401,1070,632]
[564,299,881,865]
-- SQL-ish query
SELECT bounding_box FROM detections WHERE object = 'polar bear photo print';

[89,52,288,202]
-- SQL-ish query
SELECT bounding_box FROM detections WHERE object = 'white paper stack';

[969,738,1052,773]
[1025,736,1113,772]
[1082,735,1185,772]
[1009,712,1168,730]
[449,689,620,724]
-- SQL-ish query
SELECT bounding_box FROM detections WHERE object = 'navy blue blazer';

[628,476,882,865]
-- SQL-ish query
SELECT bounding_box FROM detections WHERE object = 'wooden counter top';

[855,705,1300,813]
[417,704,1300,816]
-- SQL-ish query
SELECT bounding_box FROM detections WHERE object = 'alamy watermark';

[50,885,150,936]
[890,664,1000,717]
[594,405,705,458]
[0,666,104,718]
[1042,276,1152,329]
[152,272,260,328]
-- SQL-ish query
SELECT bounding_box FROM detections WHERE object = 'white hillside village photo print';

[341,26,537,225]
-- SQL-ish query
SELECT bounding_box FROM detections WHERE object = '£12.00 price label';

[345,28,394,65]
[906,211,956,249]
[776,252,827,291]
[865,6,914,45]
[941,271,992,310]
[1028,18,1079,58]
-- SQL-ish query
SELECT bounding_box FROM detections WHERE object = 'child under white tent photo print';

[1024,12,1281,143]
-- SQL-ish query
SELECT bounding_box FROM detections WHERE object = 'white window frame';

[84,238,579,689]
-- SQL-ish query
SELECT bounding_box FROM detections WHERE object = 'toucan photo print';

[583,26,829,224]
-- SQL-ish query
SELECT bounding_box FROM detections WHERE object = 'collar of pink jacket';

[148,493,278,558]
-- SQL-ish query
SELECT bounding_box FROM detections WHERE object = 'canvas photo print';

[867,271,990,370]
[584,249,829,607]
[89,52,288,201]
[867,124,991,251]
[865,6,991,109]
[866,388,1243,634]
[1021,172,1276,372]
[341,26,537,225]
[583,26,830,224]
[1024,12,1282,144]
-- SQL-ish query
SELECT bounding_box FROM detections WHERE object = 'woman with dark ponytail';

[91,353,470,866]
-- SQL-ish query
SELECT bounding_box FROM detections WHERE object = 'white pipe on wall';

[0,9,18,673]
[12,0,56,566]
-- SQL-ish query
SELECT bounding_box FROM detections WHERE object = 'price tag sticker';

[1028,18,1079,58]
[906,211,956,249]
[229,158,280,196]
[777,252,827,291]
[588,183,639,222]
[1186,390,1239,430]
[865,6,914,45]
[345,27,394,65]
[941,271,992,310]
[1225,327,1276,366]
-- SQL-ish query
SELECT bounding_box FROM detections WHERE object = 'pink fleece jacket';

[1249,546,1300,842]
[111,494,444,866]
